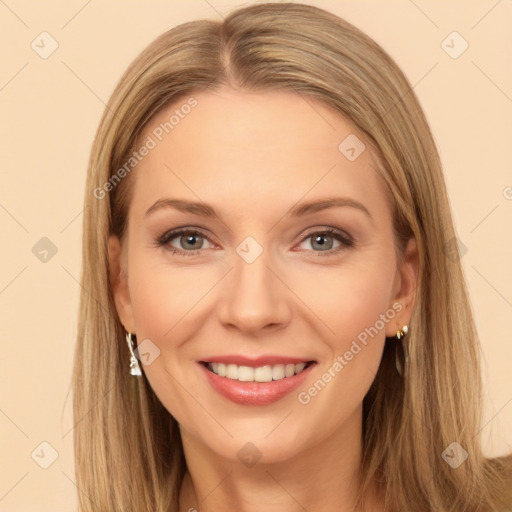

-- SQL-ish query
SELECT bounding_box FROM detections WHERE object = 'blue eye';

[155,227,354,257]
[156,229,213,256]
[298,228,354,256]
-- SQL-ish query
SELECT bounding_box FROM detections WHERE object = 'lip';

[197,360,316,406]
[199,354,315,367]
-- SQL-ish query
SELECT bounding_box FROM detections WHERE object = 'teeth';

[226,364,238,379]
[285,363,296,377]
[272,365,285,380]
[254,365,272,382]
[239,366,255,382]
[207,361,309,382]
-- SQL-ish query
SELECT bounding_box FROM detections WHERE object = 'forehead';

[130,88,390,222]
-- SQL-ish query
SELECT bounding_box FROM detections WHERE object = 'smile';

[204,361,314,382]
[198,360,317,406]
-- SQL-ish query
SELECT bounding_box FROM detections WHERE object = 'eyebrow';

[145,196,373,222]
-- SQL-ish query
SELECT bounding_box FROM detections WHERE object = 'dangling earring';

[125,332,142,377]
[394,325,409,377]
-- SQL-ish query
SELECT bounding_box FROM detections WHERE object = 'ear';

[385,236,419,337]
[108,234,136,333]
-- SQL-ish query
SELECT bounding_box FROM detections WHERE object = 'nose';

[217,247,291,335]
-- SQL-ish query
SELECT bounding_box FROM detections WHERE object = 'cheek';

[125,245,396,441]
[291,256,396,345]
[127,247,218,342]
[126,256,217,418]
[294,256,395,393]
[292,263,394,431]
[125,250,230,412]
[127,244,396,353]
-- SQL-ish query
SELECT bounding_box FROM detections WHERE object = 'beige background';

[0,0,511,510]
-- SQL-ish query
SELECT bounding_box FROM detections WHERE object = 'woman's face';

[110,88,417,464]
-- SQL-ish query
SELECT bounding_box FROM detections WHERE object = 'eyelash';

[155,227,354,257]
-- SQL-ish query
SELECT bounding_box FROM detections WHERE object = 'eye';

[156,228,215,256]
[155,226,354,257]
[296,228,354,256]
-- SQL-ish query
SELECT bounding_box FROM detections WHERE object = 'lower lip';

[198,362,316,405]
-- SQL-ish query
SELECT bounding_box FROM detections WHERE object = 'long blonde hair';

[72,3,512,511]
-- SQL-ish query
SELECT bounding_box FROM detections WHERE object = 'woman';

[72,3,512,511]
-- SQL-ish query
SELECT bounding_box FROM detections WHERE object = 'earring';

[125,332,142,377]
[394,325,409,377]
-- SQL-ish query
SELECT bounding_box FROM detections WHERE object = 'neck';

[178,405,379,512]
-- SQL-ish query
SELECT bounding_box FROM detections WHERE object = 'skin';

[109,88,418,512]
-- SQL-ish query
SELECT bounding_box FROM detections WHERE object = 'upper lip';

[199,355,316,367]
